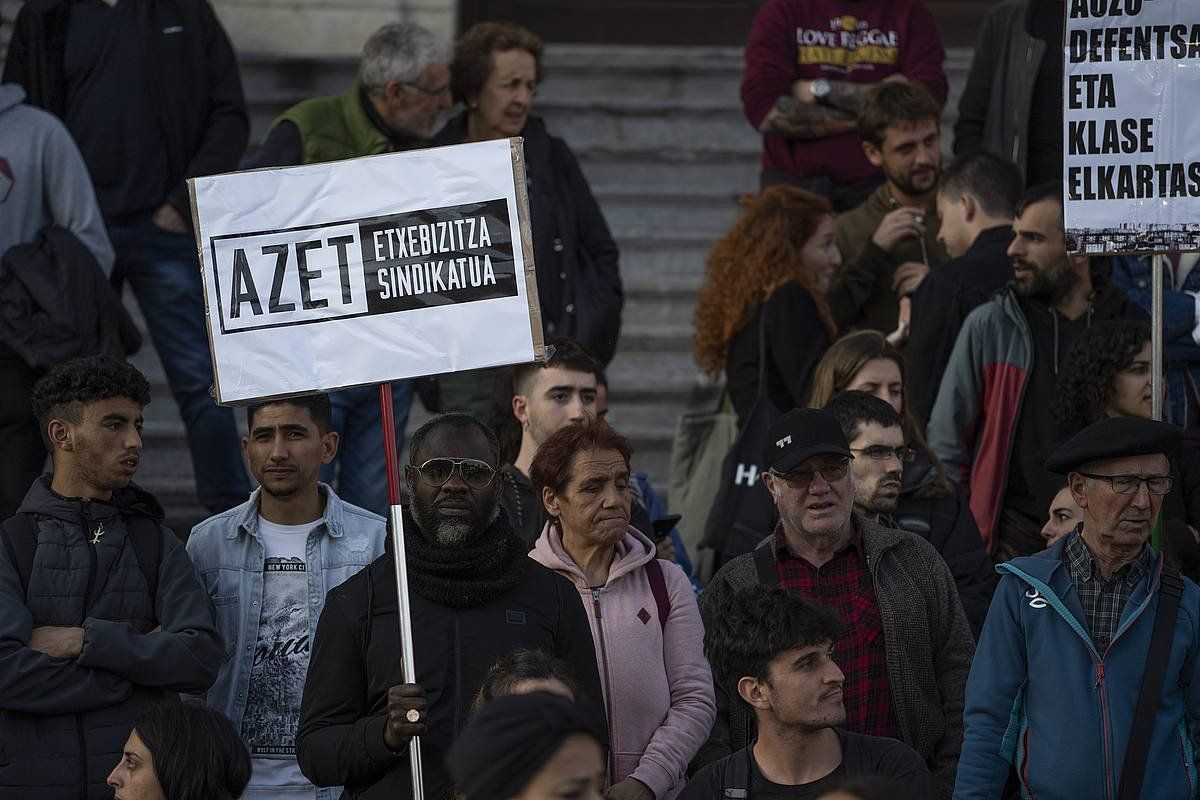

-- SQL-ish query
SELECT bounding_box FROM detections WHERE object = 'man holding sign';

[295,413,601,799]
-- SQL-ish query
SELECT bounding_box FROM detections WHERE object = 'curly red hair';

[693,186,836,376]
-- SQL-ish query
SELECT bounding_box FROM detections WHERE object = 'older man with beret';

[955,416,1200,800]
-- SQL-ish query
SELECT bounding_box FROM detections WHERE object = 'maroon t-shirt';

[741,0,948,185]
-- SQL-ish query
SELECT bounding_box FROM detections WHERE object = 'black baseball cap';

[762,408,853,474]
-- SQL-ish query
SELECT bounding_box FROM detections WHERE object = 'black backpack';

[0,513,161,617]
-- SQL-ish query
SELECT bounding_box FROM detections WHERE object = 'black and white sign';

[190,139,542,403]
[1064,0,1200,253]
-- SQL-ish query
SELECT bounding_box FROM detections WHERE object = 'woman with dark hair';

[447,691,607,800]
[808,331,996,635]
[693,186,840,422]
[1055,320,1200,577]
[530,419,715,800]
[106,700,250,800]
[433,22,621,369]
[472,647,581,711]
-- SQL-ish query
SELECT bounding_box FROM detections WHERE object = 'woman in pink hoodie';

[529,418,716,800]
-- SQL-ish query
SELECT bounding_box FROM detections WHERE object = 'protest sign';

[1064,0,1200,253]
[188,138,544,403]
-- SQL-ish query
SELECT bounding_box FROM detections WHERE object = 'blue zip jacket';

[955,536,1200,800]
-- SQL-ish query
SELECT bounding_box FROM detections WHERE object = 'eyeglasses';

[770,459,851,489]
[1076,472,1173,496]
[400,81,451,97]
[850,446,917,463]
[408,458,497,489]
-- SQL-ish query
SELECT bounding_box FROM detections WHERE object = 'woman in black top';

[693,186,840,423]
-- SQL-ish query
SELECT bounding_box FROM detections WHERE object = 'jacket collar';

[530,521,656,586]
[765,513,906,562]
[228,483,344,540]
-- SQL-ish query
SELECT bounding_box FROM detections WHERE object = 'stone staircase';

[133,44,973,532]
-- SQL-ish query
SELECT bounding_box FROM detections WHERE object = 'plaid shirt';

[1063,529,1155,653]
[773,527,902,740]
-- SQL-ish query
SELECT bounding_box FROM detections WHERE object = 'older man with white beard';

[296,413,602,800]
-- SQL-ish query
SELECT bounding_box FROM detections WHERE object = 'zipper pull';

[590,588,602,620]
[1096,662,1104,688]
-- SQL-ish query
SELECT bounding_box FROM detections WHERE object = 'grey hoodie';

[0,84,113,273]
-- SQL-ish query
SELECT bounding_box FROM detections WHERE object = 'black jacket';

[0,226,140,369]
[432,113,623,363]
[892,446,997,638]
[726,282,831,422]
[0,476,223,800]
[3,0,249,223]
[907,225,1014,430]
[296,531,604,799]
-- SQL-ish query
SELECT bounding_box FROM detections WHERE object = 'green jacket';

[830,183,948,333]
[270,85,392,165]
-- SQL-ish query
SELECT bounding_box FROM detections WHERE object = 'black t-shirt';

[681,730,935,799]
[1025,0,1066,186]
[64,0,169,222]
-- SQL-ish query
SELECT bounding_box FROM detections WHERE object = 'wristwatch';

[810,78,832,103]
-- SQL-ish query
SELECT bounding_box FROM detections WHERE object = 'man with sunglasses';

[187,393,387,800]
[827,392,996,637]
[296,412,601,800]
[697,408,974,797]
[240,22,453,519]
[958,415,1200,800]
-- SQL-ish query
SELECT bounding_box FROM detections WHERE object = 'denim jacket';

[186,484,386,800]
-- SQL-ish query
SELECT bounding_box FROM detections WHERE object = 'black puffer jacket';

[0,476,222,800]
[296,518,603,799]
[432,114,623,363]
[892,447,998,639]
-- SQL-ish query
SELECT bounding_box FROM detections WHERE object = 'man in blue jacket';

[955,416,1200,799]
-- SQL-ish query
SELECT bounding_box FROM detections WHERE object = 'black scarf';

[397,506,529,609]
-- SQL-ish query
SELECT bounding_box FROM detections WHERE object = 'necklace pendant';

[90,523,105,546]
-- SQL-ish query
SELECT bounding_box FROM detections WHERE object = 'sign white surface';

[189,139,542,404]
[1064,0,1200,253]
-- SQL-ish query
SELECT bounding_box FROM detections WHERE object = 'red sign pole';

[379,381,424,798]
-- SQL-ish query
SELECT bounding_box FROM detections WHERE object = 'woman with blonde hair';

[693,186,840,421]
[808,331,996,635]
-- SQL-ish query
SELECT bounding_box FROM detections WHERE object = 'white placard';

[1064,0,1200,253]
[188,139,543,404]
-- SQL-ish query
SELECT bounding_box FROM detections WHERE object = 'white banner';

[1064,0,1200,254]
[188,139,543,404]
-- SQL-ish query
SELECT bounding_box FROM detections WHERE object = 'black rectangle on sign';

[359,198,518,314]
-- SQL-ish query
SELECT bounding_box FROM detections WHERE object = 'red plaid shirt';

[773,526,901,740]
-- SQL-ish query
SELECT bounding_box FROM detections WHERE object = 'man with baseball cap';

[697,408,974,796]
[957,416,1200,799]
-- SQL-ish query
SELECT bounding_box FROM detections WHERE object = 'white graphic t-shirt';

[241,517,318,800]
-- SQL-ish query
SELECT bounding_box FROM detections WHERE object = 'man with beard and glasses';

[296,413,601,800]
[928,183,1147,562]
[0,356,221,800]
[826,394,910,524]
[829,82,949,338]
[186,394,386,800]
[684,585,934,799]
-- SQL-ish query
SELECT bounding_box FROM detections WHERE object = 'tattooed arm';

[759,75,909,138]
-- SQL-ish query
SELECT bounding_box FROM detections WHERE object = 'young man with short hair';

[908,150,1023,427]
[0,355,222,800]
[684,584,934,798]
[830,82,949,335]
[500,338,600,546]
[187,393,386,800]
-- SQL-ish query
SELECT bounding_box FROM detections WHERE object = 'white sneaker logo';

[1025,588,1048,609]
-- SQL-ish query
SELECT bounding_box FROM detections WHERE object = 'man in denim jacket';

[188,393,386,800]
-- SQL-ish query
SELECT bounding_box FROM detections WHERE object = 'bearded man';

[296,413,602,800]
[928,183,1147,561]
[829,81,950,336]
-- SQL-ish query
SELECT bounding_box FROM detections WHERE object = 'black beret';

[1046,417,1180,475]
[445,691,607,800]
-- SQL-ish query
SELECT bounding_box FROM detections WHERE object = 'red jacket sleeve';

[900,1,949,105]
[740,0,796,129]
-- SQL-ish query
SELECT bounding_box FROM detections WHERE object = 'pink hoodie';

[530,524,716,799]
